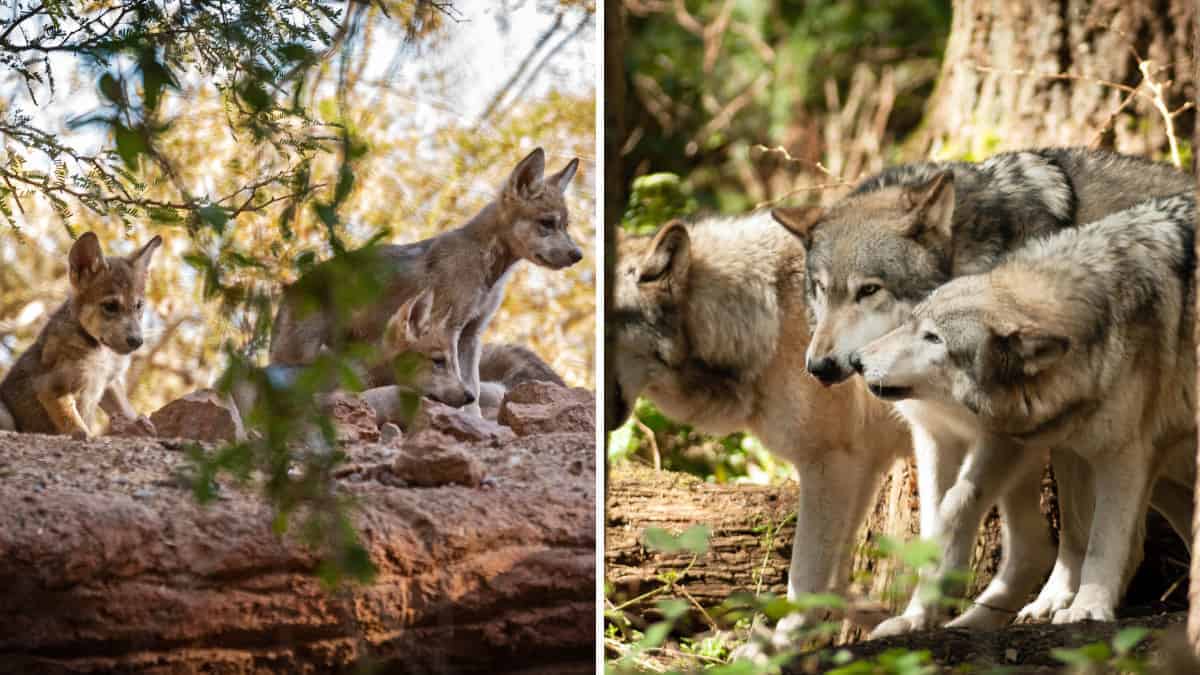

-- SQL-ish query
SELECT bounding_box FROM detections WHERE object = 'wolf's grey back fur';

[479,343,565,388]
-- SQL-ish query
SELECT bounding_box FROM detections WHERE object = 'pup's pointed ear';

[68,232,108,288]
[547,158,579,194]
[130,234,163,272]
[639,220,690,289]
[901,171,955,243]
[405,289,434,343]
[1011,331,1069,376]
[506,147,546,198]
[771,206,823,248]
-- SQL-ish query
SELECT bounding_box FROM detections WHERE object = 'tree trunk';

[1189,12,1200,658]
[909,0,1196,160]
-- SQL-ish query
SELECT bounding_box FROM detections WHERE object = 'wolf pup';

[0,232,161,437]
[857,192,1197,624]
[476,342,565,414]
[771,148,1193,636]
[270,147,582,417]
[612,214,912,640]
[232,289,473,426]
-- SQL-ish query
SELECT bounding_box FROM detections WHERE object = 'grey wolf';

[269,147,582,416]
[611,213,912,638]
[771,148,1193,636]
[477,342,565,413]
[231,288,473,426]
[0,232,161,437]
[856,191,1196,624]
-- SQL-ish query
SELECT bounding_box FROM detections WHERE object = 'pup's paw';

[134,415,157,436]
[1017,591,1075,623]
[69,429,90,441]
[869,612,930,638]
[1051,603,1114,624]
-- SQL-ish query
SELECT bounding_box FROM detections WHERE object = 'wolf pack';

[614,147,1197,641]
[0,147,581,440]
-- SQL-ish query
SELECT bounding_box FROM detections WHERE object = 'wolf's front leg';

[0,401,13,431]
[1053,446,1153,624]
[457,324,483,417]
[870,424,967,638]
[100,374,155,437]
[35,385,89,437]
[950,449,1054,629]
[1019,450,1090,622]
[772,449,890,642]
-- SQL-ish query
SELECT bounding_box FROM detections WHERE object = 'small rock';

[107,415,157,438]
[413,400,516,444]
[150,389,244,443]
[316,392,380,444]
[393,430,485,487]
[380,422,403,444]
[497,382,594,436]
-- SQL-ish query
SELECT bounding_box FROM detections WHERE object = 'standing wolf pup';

[857,192,1197,624]
[612,213,913,640]
[269,147,582,416]
[771,147,1194,636]
[0,232,161,437]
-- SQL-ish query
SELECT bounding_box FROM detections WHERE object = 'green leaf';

[1113,626,1149,655]
[197,204,230,233]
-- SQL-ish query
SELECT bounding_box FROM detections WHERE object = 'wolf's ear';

[68,232,108,288]
[1010,331,1069,376]
[901,171,955,243]
[640,220,690,289]
[547,158,579,194]
[506,147,546,198]
[771,206,823,248]
[130,234,163,273]
[405,289,434,343]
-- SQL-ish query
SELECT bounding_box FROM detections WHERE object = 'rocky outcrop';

[148,388,243,443]
[0,384,596,674]
[498,382,595,437]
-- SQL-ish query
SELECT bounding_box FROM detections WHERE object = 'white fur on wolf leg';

[1017,563,1077,622]
[870,611,934,638]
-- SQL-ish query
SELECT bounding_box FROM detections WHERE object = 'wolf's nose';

[463,389,476,405]
[126,336,144,350]
[568,248,583,263]
[849,352,864,374]
[806,357,844,386]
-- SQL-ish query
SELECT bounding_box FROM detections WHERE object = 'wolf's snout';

[462,388,476,405]
[806,357,846,386]
[568,247,583,264]
[126,336,144,350]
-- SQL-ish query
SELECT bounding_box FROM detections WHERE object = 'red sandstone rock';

[498,382,595,437]
[149,389,242,443]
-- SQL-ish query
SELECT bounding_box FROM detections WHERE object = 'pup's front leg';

[457,325,483,417]
[35,378,90,438]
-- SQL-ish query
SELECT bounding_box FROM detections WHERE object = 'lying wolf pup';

[857,192,1197,624]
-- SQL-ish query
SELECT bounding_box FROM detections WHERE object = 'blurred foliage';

[620,0,950,214]
[0,1,594,581]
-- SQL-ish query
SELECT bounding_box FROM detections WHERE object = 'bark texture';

[911,0,1196,158]
[0,406,595,673]
[1189,10,1200,656]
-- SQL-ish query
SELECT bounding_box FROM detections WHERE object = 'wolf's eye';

[538,217,556,231]
[922,332,942,344]
[856,284,882,301]
[135,299,145,311]
[431,356,447,368]
[102,301,120,314]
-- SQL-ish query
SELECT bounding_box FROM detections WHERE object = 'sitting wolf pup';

[856,192,1197,624]
[771,147,1193,636]
[270,147,583,417]
[0,232,161,437]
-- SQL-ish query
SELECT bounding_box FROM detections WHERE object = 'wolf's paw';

[1017,591,1074,623]
[868,612,930,638]
[1051,604,1114,624]
[947,603,1015,630]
